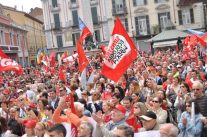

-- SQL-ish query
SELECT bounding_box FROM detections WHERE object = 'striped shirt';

[195,95,207,117]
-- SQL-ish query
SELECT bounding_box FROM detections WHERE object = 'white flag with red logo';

[101,17,138,82]
[0,49,23,75]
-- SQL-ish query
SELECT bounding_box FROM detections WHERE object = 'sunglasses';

[152,100,159,103]
[186,105,191,107]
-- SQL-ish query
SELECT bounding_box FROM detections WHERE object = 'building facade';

[41,0,207,52]
[0,4,28,67]
[2,5,46,66]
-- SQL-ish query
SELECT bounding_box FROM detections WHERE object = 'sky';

[0,0,42,13]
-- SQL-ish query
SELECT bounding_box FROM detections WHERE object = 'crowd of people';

[0,48,207,137]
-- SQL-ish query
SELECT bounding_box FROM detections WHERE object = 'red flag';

[0,49,9,58]
[59,68,66,82]
[101,17,138,82]
[205,53,207,65]
[0,57,23,75]
[175,44,179,53]
[196,33,207,47]
[78,17,92,43]
[100,45,107,55]
[76,41,89,72]
[61,51,69,60]
[50,50,56,67]
[183,36,190,46]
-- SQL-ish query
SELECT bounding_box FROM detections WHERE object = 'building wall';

[41,0,206,53]
[3,6,46,65]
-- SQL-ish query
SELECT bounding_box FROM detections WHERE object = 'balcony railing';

[112,6,128,16]
[51,4,61,12]
[51,22,62,30]
[0,45,19,53]
[68,1,79,9]
[93,16,107,25]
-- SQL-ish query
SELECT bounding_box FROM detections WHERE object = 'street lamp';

[203,3,207,31]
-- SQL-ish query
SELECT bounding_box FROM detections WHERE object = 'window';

[154,0,167,3]
[158,12,170,31]
[72,10,79,26]
[52,0,58,7]
[72,33,80,46]
[94,30,101,42]
[0,31,4,44]
[17,34,20,46]
[53,14,60,28]
[91,7,98,24]
[135,15,150,35]
[10,33,13,45]
[112,0,126,12]
[120,18,129,32]
[71,0,76,3]
[56,35,63,48]
[133,0,147,6]
[178,9,194,25]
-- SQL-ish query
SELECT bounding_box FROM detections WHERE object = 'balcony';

[0,45,19,53]
[50,4,61,12]
[69,1,79,9]
[93,16,107,25]
[90,0,98,6]
[51,22,62,30]
[64,20,73,28]
[112,7,128,16]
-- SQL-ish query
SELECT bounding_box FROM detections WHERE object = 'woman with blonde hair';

[126,102,148,132]
[35,122,48,137]
[126,81,141,96]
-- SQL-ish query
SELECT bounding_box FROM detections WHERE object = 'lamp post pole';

[204,3,207,31]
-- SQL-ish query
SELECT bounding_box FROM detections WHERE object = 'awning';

[153,40,177,48]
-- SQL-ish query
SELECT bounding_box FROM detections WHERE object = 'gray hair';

[160,123,179,137]
[74,102,84,112]
[117,124,134,137]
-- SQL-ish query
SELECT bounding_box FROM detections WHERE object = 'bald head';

[159,123,178,137]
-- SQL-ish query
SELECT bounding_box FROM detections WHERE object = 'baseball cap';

[140,111,157,121]
[24,120,37,128]
[3,89,10,95]
[114,104,126,114]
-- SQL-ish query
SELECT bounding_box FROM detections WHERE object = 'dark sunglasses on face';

[152,100,159,103]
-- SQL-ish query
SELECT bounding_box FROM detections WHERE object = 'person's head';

[47,124,66,137]
[140,111,157,131]
[131,92,140,103]
[35,122,48,137]
[191,70,197,79]
[159,123,179,137]
[114,124,134,137]
[78,121,93,137]
[111,104,126,123]
[38,99,48,110]
[122,96,133,110]
[157,90,166,100]
[48,88,57,100]
[91,90,101,101]
[129,81,140,93]
[185,99,201,114]
[0,117,7,134]
[9,107,17,119]
[45,105,54,117]
[192,81,204,98]
[24,120,37,136]
[127,68,134,77]
[111,93,121,105]
[95,81,104,93]
[172,77,180,85]
[106,83,115,93]
[180,82,190,93]
[102,101,111,113]
[152,96,162,109]
[133,102,147,116]
[8,119,22,136]
[59,87,67,97]
[74,102,84,118]
[40,92,48,100]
